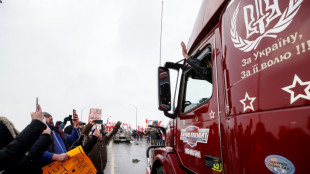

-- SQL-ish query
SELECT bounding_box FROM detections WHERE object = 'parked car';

[113,128,133,142]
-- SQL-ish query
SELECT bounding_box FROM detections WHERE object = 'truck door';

[177,34,223,173]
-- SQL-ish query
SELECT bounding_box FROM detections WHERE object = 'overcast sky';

[0,0,202,130]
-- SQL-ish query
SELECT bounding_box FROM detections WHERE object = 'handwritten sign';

[42,146,97,174]
[88,108,102,122]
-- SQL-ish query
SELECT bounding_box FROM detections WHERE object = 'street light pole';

[80,106,89,122]
[130,104,138,130]
[106,116,111,124]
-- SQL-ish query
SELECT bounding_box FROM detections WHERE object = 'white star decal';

[240,92,256,112]
[209,110,215,119]
[282,74,310,104]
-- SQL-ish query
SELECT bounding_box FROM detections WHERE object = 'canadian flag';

[158,120,162,126]
[137,126,145,131]
[106,121,112,127]
[105,121,112,131]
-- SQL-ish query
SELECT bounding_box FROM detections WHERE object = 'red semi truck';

[147,0,310,173]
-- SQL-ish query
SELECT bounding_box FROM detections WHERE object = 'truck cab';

[147,0,310,173]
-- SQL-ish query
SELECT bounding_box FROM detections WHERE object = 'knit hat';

[79,121,86,125]
[43,112,52,117]
[55,121,62,126]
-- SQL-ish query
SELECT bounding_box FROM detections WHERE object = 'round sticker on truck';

[265,155,295,174]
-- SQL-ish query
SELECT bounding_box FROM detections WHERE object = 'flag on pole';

[158,120,162,126]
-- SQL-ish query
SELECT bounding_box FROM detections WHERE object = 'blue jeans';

[157,139,162,145]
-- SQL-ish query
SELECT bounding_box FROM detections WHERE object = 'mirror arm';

[164,62,183,71]
[164,111,176,119]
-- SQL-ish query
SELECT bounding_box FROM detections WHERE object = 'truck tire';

[157,166,166,174]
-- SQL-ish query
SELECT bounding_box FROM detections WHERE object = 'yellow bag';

[42,145,97,174]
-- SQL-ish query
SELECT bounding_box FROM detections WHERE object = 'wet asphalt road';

[104,137,149,174]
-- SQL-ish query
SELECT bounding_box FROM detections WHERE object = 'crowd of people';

[132,128,165,146]
[0,105,121,174]
[145,128,165,146]
[0,105,165,174]
[0,41,210,174]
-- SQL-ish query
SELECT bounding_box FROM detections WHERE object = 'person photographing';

[38,111,81,166]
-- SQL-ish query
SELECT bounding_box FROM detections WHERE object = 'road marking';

[111,141,115,174]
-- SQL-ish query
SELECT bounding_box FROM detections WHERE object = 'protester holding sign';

[42,146,98,174]
[88,108,102,122]
[38,111,81,166]
[41,125,100,174]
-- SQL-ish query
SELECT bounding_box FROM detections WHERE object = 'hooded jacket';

[0,116,51,172]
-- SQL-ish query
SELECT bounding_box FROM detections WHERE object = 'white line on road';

[111,141,115,174]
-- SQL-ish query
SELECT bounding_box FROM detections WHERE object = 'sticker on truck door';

[180,126,209,147]
[265,155,295,174]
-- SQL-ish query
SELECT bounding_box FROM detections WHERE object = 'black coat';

[0,117,50,172]
[3,134,52,174]
[186,57,212,83]
[64,124,73,135]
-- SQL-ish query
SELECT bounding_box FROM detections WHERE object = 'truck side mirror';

[158,67,171,111]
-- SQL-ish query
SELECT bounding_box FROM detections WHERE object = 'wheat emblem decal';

[230,0,303,52]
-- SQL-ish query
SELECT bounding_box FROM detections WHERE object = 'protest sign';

[42,146,97,174]
[88,108,102,122]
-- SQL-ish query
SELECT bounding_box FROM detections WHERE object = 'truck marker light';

[282,74,310,104]
[240,92,256,112]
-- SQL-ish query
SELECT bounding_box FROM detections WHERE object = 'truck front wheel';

[156,166,166,174]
